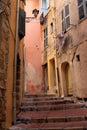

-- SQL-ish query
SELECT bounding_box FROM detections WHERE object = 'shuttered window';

[78,0,87,20]
[19,8,26,40]
[44,28,48,48]
[41,0,50,14]
[62,5,70,32]
[46,0,50,9]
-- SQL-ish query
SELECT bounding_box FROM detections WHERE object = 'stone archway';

[61,62,72,96]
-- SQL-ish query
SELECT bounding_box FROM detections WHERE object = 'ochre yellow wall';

[6,0,25,128]
[42,0,58,94]
[5,1,17,128]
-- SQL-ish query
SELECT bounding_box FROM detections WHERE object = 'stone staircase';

[10,93,87,130]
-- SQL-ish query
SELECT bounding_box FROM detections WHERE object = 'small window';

[46,0,50,9]
[44,28,48,48]
[62,4,70,32]
[78,0,87,20]
[76,54,80,61]
[41,0,49,14]
[50,23,53,33]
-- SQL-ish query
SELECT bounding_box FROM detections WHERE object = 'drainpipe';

[13,0,20,124]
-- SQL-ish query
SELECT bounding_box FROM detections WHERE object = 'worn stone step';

[23,96,63,102]
[24,94,58,99]
[10,94,87,130]
[21,99,74,106]
[20,103,84,112]
[17,108,87,122]
[16,115,87,124]
[10,121,87,130]
[24,93,58,98]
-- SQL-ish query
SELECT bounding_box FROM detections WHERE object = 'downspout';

[13,0,20,124]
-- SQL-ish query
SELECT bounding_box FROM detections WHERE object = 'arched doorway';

[61,62,72,96]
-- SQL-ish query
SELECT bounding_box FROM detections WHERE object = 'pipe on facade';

[13,0,20,124]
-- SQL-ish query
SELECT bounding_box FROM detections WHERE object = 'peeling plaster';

[26,63,41,86]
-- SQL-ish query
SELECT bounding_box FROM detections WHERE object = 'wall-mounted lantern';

[26,8,39,23]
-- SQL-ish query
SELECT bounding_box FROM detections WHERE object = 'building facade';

[41,0,87,98]
[0,0,25,129]
[25,0,43,94]
[41,0,58,94]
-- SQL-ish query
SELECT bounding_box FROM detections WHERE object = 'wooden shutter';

[85,0,87,14]
[65,5,70,29]
[62,9,65,32]
[46,0,50,9]
[78,0,85,20]
[19,8,26,39]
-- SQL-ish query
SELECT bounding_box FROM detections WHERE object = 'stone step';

[23,96,63,102]
[10,121,87,130]
[20,103,84,112]
[21,99,74,106]
[24,93,58,98]
[16,115,87,124]
[17,108,87,122]
[10,94,87,130]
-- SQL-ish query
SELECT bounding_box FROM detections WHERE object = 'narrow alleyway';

[10,93,87,130]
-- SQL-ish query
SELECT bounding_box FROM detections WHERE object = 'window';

[44,28,48,48]
[41,0,49,14]
[62,4,70,32]
[78,0,87,20]
[76,54,80,61]
[50,22,53,33]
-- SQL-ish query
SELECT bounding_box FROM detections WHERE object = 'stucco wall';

[56,0,87,98]
[5,0,25,128]
[25,0,43,94]
[5,0,17,128]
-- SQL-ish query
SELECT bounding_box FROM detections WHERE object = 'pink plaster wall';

[25,0,43,94]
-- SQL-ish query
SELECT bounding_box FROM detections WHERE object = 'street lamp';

[26,8,39,23]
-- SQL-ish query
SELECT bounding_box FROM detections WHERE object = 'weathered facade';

[25,0,43,94]
[55,0,87,98]
[41,0,58,94]
[0,0,25,129]
[41,0,87,98]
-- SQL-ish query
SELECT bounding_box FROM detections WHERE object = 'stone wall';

[0,0,10,129]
